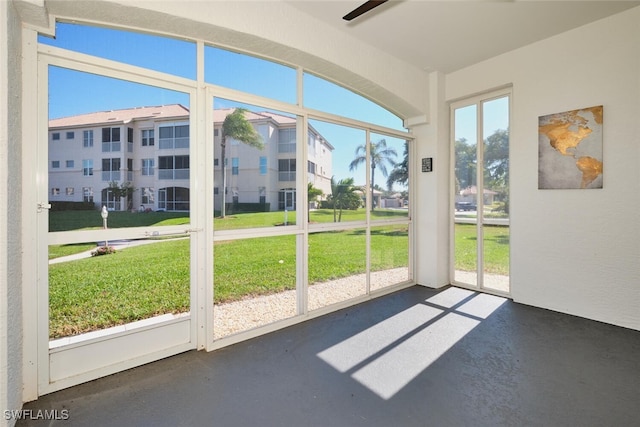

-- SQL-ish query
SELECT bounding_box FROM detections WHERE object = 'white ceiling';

[287,1,639,73]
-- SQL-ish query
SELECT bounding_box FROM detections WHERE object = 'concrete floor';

[19,285,640,427]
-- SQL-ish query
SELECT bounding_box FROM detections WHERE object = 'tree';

[483,128,509,213]
[349,139,397,211]
[307,182,323,222]
[220,108,264,218]
[454,137,477,193]
[328,176,361,222]
[107,181,135,211]
[386,141,408,190]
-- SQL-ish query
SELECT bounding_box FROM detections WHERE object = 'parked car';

[455,201,477,211]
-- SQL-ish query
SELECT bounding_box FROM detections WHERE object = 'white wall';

[2,1,24,424]
[447,7,640,330]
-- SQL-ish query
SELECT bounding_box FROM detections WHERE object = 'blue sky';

[42,23,507,192]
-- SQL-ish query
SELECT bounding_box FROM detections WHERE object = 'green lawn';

[49,223,408,338]
[49,208,408,232]
[454,223,510,275]
[47,209,507,338]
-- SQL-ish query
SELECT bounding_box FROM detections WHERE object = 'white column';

[411,71,450,288]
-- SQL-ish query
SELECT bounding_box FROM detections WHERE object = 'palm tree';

[307,182,323,222]
[386,141,408,190]
[220,108,264,218]
[349,139,397,211]
[328,176,361,222]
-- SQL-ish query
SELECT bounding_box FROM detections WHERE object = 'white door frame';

[450,87,511,296]
[36,46,202,394]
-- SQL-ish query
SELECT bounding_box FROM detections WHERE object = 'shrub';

[91,246,116,257]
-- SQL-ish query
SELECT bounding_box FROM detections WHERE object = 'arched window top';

[39,21,406,132]
[39,22,196,79]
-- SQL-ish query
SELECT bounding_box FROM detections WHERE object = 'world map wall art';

[538,105,603,189]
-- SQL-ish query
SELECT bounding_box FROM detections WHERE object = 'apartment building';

[48,105,333,212]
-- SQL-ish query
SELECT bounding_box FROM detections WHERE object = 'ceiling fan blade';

[343,0,389,21]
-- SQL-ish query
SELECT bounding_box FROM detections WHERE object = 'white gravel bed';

[213,267,409,339]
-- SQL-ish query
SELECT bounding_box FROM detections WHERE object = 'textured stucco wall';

[2,0,24,424]
[446,7,640,330]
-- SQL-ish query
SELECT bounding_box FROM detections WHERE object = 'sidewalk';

[49,239,163,264]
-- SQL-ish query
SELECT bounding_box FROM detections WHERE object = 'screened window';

[101,158,121,181]
[142,129,154,146]
[66,132,75,139]
[82,187,93,203]
[142,158,154,176]
[278,128,296,153]
[66,160,74,168]
[141,187,154,205]
[159,125,189,149]
[39,22,196,79]
[158,155,189,180]
[51,161,60,169]
[52,132,60,141]
[102,127,121,152]
[278,159,296,181]
[82,159,93,176]
[83,130,93,148]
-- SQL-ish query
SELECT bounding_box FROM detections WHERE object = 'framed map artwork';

[538,105,603,189]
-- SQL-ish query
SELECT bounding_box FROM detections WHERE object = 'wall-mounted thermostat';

[422,157,433,172]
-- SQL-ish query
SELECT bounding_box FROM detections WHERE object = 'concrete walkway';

[49,239,166,264]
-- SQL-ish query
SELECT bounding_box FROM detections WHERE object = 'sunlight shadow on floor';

[317,287,507,399]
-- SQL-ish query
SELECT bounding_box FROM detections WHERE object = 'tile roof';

[50,105,297,128]
[49,104,190,128]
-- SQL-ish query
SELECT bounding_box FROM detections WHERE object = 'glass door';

[41,59,197,393]
[452,90,510,294]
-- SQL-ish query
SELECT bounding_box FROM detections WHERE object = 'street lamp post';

[101,205,109,248]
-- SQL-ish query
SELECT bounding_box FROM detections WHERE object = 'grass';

[50,208,408,232]
[454,223,510,275]
[47,209,507,338]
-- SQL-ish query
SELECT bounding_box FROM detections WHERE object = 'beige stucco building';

[48,106,333,212]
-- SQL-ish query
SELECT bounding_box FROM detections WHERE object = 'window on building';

[278,128,296,153]
[141,187,154,205]
[66,131,75,139]
[52,132,60,141]
[102,127,121,152]
[158,155,189,180]
[142,158,154,176]
[82,159,93,176]
[142,129,154,146]
[83,130,93,148]
[127,158,133,181]
[278,159,296,181]
[308,161,316,174]
[51,188,60,195]
[82,187,93,203]
[214,187,219,195]
[127,127,134,152]
[102,158,121,181]
[159,125,189,149]
[158,186,190,211]
[51,161,60,169]
[66,187,74,196]
[259,156,267,175]
[66,160,74,168]
[231,157,239,175]
[214,158,219,167]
